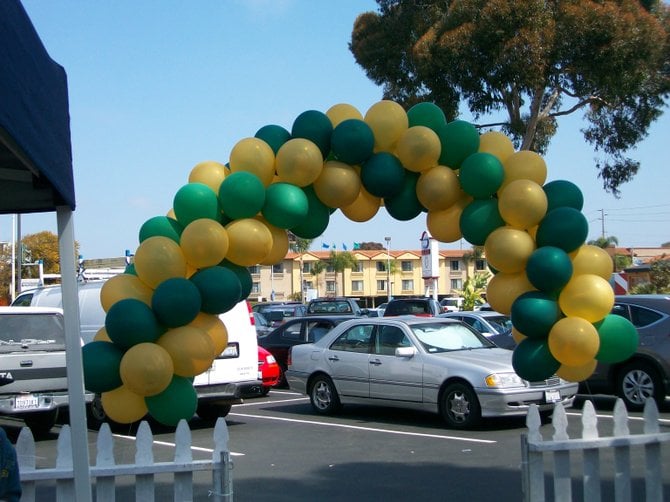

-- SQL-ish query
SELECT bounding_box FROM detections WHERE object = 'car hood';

[427,347,515,373]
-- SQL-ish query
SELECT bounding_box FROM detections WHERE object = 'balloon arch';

[82,100,638,425]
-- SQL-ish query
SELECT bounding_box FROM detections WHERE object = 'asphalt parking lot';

[5,390,670,501]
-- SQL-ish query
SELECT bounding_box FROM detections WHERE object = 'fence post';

[580,400,601,501]
[522,404,545,501]
[551,403,571,501]
[135,421,155,501]
[55,425,74,502]
[212,417,233,502]
[174,420,194,502]
[643,399,663,502]
[16,427,36,502]
[95,423,116,502]
[612,399,631,502]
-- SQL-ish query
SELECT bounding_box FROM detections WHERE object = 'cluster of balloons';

[82,99,639,425]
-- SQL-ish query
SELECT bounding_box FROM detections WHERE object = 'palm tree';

[328,250,358,296]
[588,236,619,248]
[310,260,326,297]
[456,272,490,311]
[461,245,485,279]
[288,234,312,301]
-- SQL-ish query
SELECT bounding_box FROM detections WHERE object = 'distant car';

[253,312,274,337]
[439,311,513,339]
[582,294,670,410]
[306,297,369,317]
[252,301,303,313]
[439,297,463,313]
[367,302,388,318]
[286,317,578,428]
[259,315,358,386]
[383,298,442,317]
[257,303,307,326]
[257,346,280,396]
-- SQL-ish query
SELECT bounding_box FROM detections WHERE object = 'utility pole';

[600,209,606,239]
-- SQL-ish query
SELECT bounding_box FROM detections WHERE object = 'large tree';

[351,0,670,194]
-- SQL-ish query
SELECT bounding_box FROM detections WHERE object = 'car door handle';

[327,355,340,361]
[369,359,382,366]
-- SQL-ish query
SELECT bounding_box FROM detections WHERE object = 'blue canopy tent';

[0,1,91,499]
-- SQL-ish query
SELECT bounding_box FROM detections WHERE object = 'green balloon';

[218,171,266,220]
[262,182,309,229]
[512,338,561,382]
[291,110,333,158]
[124,263,137,275]
[105,298,163,350]
[331,119,374,165]
[407,102,447,134]
[220,260,252,300]
[173,182,220,227]
[139,216,183,244]
[459,152,504,199]
[361,152,406,198]
[536,207,588,253]
[82,341,123,393]
[255,124,290,154]
[525,246,573,293]
[543,180,584,212]
[190,266,242,314]
[437,120,480,168]
[384,171,425,221]
[145,375,198,426]
[151,277,202,328]
[290,185,330,239]
[594,314,639,363]
[459,199,505,246]
[510,291,561,339]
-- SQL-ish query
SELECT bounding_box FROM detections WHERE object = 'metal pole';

[384,236,391,302]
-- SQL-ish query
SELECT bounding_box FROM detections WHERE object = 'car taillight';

[287,347,292,367]
[246,301,255,326]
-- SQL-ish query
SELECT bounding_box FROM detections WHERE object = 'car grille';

[528,376,561,387]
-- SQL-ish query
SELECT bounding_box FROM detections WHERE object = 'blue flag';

[343,243,348,250]
[322,242,330,249]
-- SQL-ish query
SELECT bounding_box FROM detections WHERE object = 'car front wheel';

[441,382,481,429]
[309,375,341,415]
[196,403,232,422]
[616,361,664,410]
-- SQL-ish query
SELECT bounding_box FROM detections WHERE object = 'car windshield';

[0,313,65,351]
[411,322,493,353]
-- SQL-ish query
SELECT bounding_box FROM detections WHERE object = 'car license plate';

[545,389,561,403]
[15,395,39,410]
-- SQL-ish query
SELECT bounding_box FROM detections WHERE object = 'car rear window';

[0,313,65,351]
[385,300,433,316]
[308,301,352,314]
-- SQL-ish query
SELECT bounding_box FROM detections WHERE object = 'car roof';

[442,311,507,318]
[615,295,670,312]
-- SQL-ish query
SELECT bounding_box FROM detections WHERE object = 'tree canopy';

[350,0,670,195]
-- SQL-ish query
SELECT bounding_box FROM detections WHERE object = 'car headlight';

[485,373,525,388]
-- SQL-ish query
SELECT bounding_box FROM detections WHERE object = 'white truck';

[12,280,260,424]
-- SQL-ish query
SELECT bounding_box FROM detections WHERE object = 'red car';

[258,346,280,395]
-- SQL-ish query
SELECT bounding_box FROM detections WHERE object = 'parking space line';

[229,412,496,444]
[235,397,309,407]
[567,411,670,425]
[112,433,246,457]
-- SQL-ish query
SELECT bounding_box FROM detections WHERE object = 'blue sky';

[4,0,669,260]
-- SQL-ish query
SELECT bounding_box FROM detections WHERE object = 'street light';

[384,236,391,301]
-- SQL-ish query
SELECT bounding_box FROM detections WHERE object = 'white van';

[12,280,260,423]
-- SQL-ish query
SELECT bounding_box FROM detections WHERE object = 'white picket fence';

[521,399,670,502]
[16,418,233,501]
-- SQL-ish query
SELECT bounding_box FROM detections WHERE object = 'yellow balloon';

[484,227,536,274]
[188,160,227,194]
[258,218,289,265]
[426,196,471,243]
[500,150,547,190]
[157,326,216,377]
[313,160,361,208]
[364,100,408,152]
[511,327,527,345]
[570,244,614,280]
[119,343,174,397]
[134,236,187,289]
[486,271,536,315]
[326,103,364,128]
[275,138,324,186]
[559,273,614,322]
[224,218,273,266]
[101,385,148,424]
[556,359,598,382]
[166,208,177,219]
[188,313,229,355]
[416,165,461,211]
[180,218,229,269]
[548,317,600,366]
[395,126,441,173]
[93,326,111,342]
[478,131,515,164]
[229,137,276,186]
[341,185,381,222]
[497,179,548,229]
[100,273,153,311]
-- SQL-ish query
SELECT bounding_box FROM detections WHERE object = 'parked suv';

[582,294,670,410]
[306,297,368,316]
[383,297,442,317]
[0,306,83,433]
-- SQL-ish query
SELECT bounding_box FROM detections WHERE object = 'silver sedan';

[286,317,578,429]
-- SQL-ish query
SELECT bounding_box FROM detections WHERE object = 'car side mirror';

[395,347,417,358]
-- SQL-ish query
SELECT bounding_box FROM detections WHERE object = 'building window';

[248,265,260,275]
[351,280,363,292]
[401,260,412,272]
[401,279,414,291]
[272,263,283,274]
[376,262,387,272]
[353,262,363,273]
[377,280,387,291]
[475,259,486,271]
[450,260,460,271]
[450,278,462,290]
[302,262,312,273]
[304,281,314,290]
[326,281,336,292]
[251,282,261,293]
[326,263,335,273]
